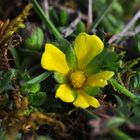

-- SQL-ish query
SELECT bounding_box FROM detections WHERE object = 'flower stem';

[29,0,63,39]
[110,78,138,102]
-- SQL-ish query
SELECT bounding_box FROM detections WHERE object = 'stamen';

[68,70,87,89]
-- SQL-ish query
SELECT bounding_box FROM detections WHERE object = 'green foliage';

[85,48,120,75]
[83,85,101,96]
[21,83,41,94]
[112,129,134,140]
[54,72,66,84]
[50,8,69,27]
[28,91,47,106]
[130,70,140,91]
[1,0,140,139]
[0,71,14,93]
[60,9,69,26]
[0,129,7,140]
[136,35,140,55]
[50,8,59,25]
[92,0,125,33]
[37,136,53,140]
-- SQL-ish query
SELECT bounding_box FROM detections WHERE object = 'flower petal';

[74,33,104,69]
[56,84,76,102]
[73,91,89,109]
[73,90,100,108]
[41,43,69,74]
[88,71,114,87]
[81,91,100,108]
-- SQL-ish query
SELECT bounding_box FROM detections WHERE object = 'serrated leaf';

[85,48,120,75]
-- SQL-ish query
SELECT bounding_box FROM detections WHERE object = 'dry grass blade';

[0,4,32,71]
[0,19,10,36]
[0,4,32,45]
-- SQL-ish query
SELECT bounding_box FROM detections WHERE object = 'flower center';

[69,70,87,89]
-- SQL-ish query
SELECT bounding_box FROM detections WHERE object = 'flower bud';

[23,23,44,50]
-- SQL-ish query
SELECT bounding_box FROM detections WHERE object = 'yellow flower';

[41,33,114,109]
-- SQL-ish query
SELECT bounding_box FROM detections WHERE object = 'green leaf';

[21,83,41,94]
[112,129,134,140]
[9,48,20,69]
[60,9,69,26]
[85,48,120,75]
[50,8,59,24]
[28,92,47,106]
[26,71,52,84]
[136,34,140,55]
[129,70,140,90]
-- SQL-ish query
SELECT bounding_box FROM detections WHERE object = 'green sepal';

[66,44,77,70]
[28,92,47,106]
[85,48,120,75]
[54,72,66,84]
[83,85,101,96]
[57,38,77,70]
[72,90,78,102]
